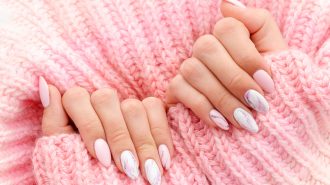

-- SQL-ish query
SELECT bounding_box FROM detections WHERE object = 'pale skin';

[40,1,287,184]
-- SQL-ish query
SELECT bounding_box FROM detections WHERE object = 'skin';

[166,1,287,129]
[40,0,288,183]
[42,86,174,182]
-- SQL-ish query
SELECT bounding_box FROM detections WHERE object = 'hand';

[166,0,287,133]
[39,77,173,185]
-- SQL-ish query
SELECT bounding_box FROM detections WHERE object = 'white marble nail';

[120,150,139,179]
[234,108,259,133]
[145,159,161,185]
[158,144,171,170]
[225,0,246,8]
[209,109,229,130]
[244,89,269,113]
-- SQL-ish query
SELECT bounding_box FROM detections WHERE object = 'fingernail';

[253,70,275,93]
[94,138,111,167]
[244,90,269,113]
[121,150,139,179]
[224,0,246,8]
[209,109,229,130]
[39,76,49,108]
[145,159,161,185]
[233,108,259,133]
[158,144,171,170]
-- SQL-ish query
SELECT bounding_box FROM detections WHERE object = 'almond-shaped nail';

[209,109,229,130]
[158,144,171,170]
[94,138,111,167]
[244,89,269,113]
[39,76,49,108]
[145,159,161,185]
[233,108,259,133]
[253,70,275,93]
[224,0,246,8]
[121,150,139,179]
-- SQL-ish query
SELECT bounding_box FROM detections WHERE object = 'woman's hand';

[39,77,173,185]
[166,0,288,133]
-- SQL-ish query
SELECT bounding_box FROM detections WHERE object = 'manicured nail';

[233,108,259,133]
[94,138,111,167]
[225,0,246,8]
[253,70,275,93]
[158,144,171,170]
[39,76,49,108]
[145,159,161,185]
[244,90,269,113]
[209,109,229,130]
[121,150,139,179]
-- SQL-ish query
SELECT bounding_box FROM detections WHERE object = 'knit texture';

[0,0,329,184]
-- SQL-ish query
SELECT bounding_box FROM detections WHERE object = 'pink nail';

[224,0,246,8]
[39,76,50,108]
[158,144,171,170]
[209,109,229,130]
[253,70,275,93]
[94,138,112,167]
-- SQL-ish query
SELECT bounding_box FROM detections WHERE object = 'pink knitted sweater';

[0,0,329,184]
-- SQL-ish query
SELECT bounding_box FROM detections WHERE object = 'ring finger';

[180,58,259,133]
[121,99,162,185]
[90,88,140,179]
[192,35,269,114]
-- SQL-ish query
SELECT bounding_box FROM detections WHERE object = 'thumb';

[221,0,288,52]
[39,76,74,136]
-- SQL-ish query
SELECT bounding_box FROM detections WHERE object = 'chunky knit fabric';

[0,0,329,184]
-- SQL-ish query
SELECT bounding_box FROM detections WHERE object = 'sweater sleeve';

[32,133,209,185]
[166,48,330,185]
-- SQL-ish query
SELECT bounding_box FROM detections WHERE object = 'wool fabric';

[0,0,329,184]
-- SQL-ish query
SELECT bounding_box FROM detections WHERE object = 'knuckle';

[80,117,100,130]
[168,75,183,94]
[191,95,208,109]
[179,58,201,79]
[150,126,167,140]
[214,17,245,35]
[215,92,231,109]
[259,9,272,20]
[142,97,163,107]
[228,73,243,90]
[135,140,156,154]
[91,88,117,106]
[108,129,131,144]
[62,86,89,103]
[121,99,144,114]
[192,34,219,55]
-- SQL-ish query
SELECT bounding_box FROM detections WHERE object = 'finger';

[192,35,269,114]
[142,97,174,170]
[213,17,275,93]
[62,86,111,167]
[91,88,139,179]
[180,58,259,133]
[121,99,162,185]
[167,75,230,130]
[39,77,74,135]
[221,0,288,52]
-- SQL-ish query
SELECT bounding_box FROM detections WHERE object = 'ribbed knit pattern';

[0,0,329,184]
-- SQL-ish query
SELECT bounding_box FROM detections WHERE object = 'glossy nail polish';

[158,144,171,170]
[145,159,161,185]
[244,89,269,113]
[233,108,259,133]
[39,76,49,108]
[209,109,229,130]
[225,0,246,8]
[253,70,275,93]
[94,138,111,167]
[121,150,139,179]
